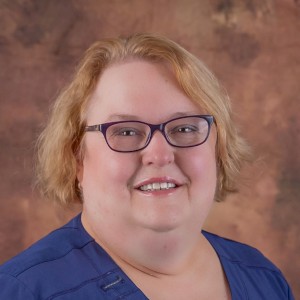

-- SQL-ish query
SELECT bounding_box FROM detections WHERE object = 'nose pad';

[142,131,175,166]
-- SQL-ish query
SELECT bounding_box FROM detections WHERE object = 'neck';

[102,228,209,277]
[81,214,230,300]
[81,211,211,276]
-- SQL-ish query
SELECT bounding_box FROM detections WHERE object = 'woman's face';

[78,60,217,250]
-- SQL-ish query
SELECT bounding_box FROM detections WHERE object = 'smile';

[139,182,177,192]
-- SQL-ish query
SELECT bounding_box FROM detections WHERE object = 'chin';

[138,215,187,233]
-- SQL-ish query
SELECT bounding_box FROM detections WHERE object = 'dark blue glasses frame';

[85,115,214,153]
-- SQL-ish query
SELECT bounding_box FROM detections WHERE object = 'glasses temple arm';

[85,124,101,132]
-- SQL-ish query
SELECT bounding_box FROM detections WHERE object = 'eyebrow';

[106,111,201,122]
[106,114,140,121]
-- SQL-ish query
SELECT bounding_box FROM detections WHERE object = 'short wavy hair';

[36,33,250,205]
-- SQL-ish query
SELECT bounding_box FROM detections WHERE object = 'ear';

[76,148,84,183]
[76,160,84,183]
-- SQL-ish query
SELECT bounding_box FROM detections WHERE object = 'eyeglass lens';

[105,116,210,152]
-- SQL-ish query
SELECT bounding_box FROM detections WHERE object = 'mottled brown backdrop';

[0,0,299,297]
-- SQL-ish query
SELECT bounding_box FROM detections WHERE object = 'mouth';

[134,177,181,193]
[138,182,177,192]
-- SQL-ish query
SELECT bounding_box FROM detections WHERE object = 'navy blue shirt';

[0,215,294,299]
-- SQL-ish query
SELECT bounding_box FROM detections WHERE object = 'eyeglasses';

[85,115,214,153]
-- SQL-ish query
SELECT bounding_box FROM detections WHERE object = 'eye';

[113,127,141,136]
[171,125,198,134]
[177,126,197,133]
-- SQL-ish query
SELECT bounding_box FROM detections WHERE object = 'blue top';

[0,214,294,300]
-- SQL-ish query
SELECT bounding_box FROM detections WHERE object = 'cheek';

[191,154,216,180]
[82,139,138,194]
[181,146,217,195]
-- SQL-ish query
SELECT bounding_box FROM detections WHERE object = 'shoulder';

[203,231,295,299]
[0,215,101,299]
[0,214,93,277]
[203,230,277,270]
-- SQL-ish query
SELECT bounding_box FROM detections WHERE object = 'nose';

[141,131,175,166]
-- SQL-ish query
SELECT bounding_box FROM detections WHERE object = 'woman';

[0,34,294,299]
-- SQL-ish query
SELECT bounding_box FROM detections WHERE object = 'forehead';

[86,60,204,123]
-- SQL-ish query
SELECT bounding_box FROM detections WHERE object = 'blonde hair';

[36,33,250,205]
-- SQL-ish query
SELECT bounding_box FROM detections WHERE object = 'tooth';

[153,183,160,190]
[160,182,168,189]
[167,183,175,188]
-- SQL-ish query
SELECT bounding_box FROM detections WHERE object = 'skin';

[77,60,230,299]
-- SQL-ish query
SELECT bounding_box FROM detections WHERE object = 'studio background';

[0,0,299,297]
